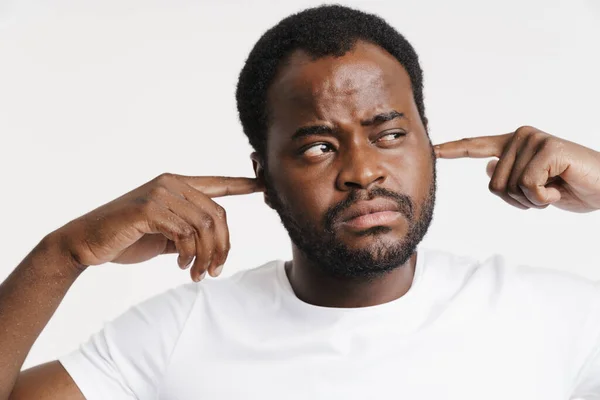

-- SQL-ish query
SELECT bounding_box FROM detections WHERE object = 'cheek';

[275,169,335,221]
[387,144,434,203]
[410,150,435,205]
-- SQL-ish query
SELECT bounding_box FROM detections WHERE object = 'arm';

[0,173,262,399]
[10,362,83,400]
[0,233,85,400]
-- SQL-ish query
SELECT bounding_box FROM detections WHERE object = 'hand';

[52,173,263,281]
[434,126,600,213]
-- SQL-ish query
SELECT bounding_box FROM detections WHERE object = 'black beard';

[265,155,436,280]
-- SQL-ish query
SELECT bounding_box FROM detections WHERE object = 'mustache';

[324,187,415,229]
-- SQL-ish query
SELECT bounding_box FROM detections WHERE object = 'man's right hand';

[0,173,263,400]
[53,173,263,282]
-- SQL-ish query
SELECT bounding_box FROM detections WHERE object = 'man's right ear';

[250,152,274,209]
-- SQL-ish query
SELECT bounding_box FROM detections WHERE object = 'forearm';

[0,233,82,399]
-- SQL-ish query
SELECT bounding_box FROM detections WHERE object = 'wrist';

[34,231,88,280]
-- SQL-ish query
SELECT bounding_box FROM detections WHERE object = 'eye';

[301,143,334,157]
[376,130,406,142]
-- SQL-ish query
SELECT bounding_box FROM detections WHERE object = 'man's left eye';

[377,131,406,142]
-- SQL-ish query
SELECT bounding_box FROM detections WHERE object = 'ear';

[250,152,274,209]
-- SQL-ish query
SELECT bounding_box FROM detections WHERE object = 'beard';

[265,152,437,280]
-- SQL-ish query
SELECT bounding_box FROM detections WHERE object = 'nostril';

[344,182,363,189]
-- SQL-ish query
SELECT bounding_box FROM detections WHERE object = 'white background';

[0,0,599,369]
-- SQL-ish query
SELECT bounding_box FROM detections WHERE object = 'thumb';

[540,182,563,204]
[486,159,498,178]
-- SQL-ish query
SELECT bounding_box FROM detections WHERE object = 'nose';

[336,143,386,191]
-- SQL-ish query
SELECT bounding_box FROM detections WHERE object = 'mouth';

[338,199,403,230]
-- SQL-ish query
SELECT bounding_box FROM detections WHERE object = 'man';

[2,4,600,399]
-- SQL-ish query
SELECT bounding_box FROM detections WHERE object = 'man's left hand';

[434,126,600,213]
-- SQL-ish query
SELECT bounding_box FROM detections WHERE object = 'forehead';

[267,41,415,124]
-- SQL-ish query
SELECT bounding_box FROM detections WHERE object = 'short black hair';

[236,4,427,160]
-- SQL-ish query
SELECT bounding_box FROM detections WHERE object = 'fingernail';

[198,271,207,281]
[214,265,224,277]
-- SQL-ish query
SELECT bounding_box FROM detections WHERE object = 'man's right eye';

[302,143,334,157]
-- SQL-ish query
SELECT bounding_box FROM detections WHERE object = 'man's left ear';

[250,152,274,209]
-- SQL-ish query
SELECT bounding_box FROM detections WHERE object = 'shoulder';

[420,246,598,294]
[419,247,600,317]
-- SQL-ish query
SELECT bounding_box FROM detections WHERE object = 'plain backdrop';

[1,0,599,369]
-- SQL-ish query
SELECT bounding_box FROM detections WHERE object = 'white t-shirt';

[59,248,600,399]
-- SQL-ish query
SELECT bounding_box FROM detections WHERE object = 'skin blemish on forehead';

[276,52,394,109]
[316,62,387,97]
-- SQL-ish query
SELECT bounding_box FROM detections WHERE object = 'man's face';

[259,40,436,279]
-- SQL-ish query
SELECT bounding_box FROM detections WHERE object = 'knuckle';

[518,174,535,188]
[198,214,215,230]
[515,125,535,136]
[179,225,196,238]
[171,228,188,241]
[514,129,529,141]
[216,238,228,253]
[214,205,227,220]
[148,185,169,199]
[488,180,504,194]
[155,172,177,185]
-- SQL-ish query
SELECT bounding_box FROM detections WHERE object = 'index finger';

[434,133,513,159]
[178,176,265,198]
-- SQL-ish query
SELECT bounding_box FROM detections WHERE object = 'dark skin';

[252,41,435,308]
[3,40,600,399]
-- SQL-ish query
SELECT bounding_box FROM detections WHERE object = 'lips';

[339,198,402,223]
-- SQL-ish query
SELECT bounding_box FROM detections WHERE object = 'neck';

[286,247,417,308]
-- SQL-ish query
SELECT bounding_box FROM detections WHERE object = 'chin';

[290,224,418,279]
[338,224,407,246]
[312,230,413,277]
[326,238,415,280]
[345,235,409,258]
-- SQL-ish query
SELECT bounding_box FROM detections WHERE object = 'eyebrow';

[360,110,405,126]
[291,125,334,141]
[291,110,405,141]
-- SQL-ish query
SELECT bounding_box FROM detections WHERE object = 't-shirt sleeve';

[570,281,600,399]
[58,282,199,400]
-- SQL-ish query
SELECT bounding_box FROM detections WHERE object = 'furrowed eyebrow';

[291,110,404,140]
[291,125,334,140]
[360,110,404,126]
